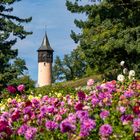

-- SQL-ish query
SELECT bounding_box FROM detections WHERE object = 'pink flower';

[54,114,62,122]
[87,79,94,86]
[132,118,140,132]
[17,84,25,92]
[119,106,126,114]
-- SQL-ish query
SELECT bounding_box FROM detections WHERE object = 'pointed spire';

[38,32,54,52]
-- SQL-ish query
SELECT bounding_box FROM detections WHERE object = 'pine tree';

[66,0,140,79]
[0,0,32,89]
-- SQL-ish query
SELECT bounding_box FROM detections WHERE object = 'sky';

[12,0,86,82]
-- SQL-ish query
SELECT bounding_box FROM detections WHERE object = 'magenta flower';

[120,114,134,125]
[77,91,86,101]
[79,130,89,137]
[76,110,89,121]
[17,84,25,92]
[132,118,140,132]
[24,127,37,140]
[91,97,99,107]
[0,120,9,132]
[46,106,55,113]
[124,90,134,98]
[40,105,48,115]
[45,120,58,131]
[60,119,76,133]
[17,124,29,135]
[100,110,110,120]
[31,98,40,108]
[82,118,96,130]
[80,118,96,137]
[74,102,84,111]
[99,124,113,137]
[68,113,77,123]
[11,109,20,121]
[87,79,94,86]
[7,85,16,93]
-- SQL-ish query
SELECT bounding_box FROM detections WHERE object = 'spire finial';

[45,25,47,35]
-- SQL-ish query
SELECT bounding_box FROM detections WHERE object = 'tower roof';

[38,33,54,52]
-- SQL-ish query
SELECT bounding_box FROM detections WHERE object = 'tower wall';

[38,62,52,87]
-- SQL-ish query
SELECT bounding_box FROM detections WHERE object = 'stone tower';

[37,33,54,87]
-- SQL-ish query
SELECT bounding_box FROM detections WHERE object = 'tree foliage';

[66,0,140,79]
[0,0,32,89]
[9,75,35,91]
[53,49,86,82]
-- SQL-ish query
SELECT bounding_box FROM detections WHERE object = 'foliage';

[8,75,35,90]
[53,49,86,82]
[33,83,76,97]
[0,0,32,89]
[66,0,140,79]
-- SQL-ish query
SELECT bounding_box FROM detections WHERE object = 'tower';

[37,33,54,87]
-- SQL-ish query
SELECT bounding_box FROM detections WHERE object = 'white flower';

[129,70,135,77]
[120,61,125,66]
[123,68,128,74]
[117,74,125,82]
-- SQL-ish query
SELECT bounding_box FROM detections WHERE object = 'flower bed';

[0,78,140,140]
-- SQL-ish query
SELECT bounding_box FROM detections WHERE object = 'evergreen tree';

[0,0,32,89]
[66,0,140,79]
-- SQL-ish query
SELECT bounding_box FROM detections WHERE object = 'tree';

[0,0,32,89]
[52,56,64,82]
[53,49,86,82]
[8,75,35,91]
[66,0,140,79]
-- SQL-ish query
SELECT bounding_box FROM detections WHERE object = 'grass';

[60,74,102,88]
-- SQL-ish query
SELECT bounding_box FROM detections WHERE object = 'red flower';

[0,120,8,132]
[75,102,84,110]
[135,136,140,140]
[77,91,86,101]
[25,101,32,107]
[0,120,12,135]
[11,110,20,121]
[133,106,140,115]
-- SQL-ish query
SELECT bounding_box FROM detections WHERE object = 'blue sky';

[12,0,87,81]
[12,0,82,81]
